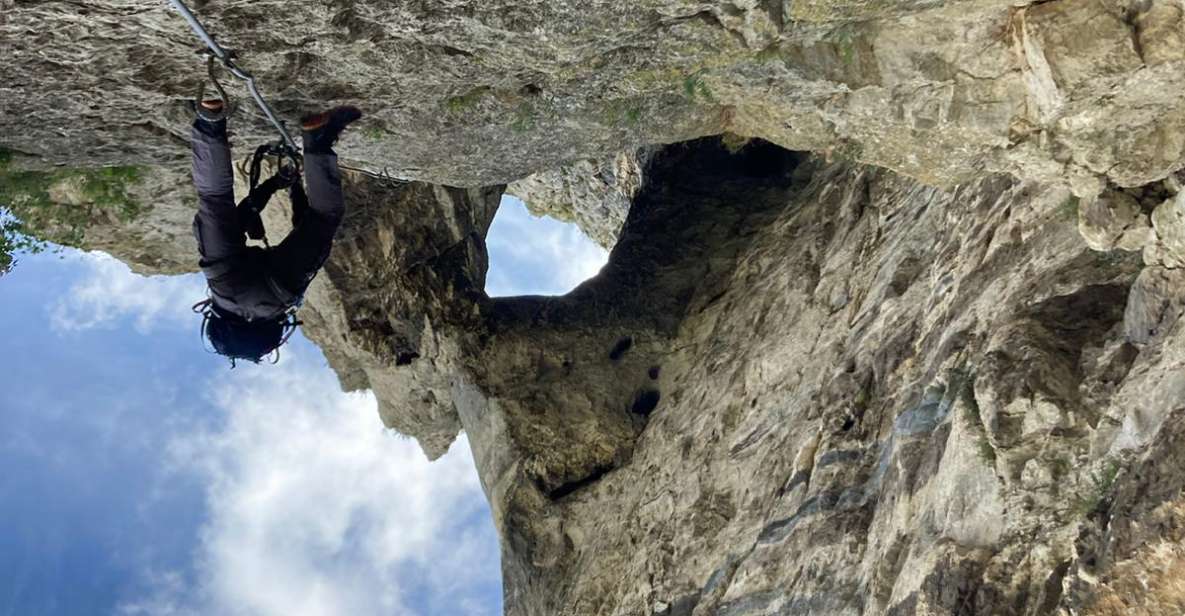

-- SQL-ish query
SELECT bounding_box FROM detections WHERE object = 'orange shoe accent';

[200,99,224,111]
[301,113,329,132]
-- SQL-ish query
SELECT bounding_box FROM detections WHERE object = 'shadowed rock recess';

[7,0,1185,614]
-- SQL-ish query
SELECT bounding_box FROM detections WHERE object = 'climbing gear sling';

[236,143,308,244]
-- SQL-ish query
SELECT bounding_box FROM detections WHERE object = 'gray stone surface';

[8,0,1185,613]
[1147,190,1185,267]
[7,0,1185,192]
[507,149,651,249]
[1079,188,1153,253]
[36,137,1185,615]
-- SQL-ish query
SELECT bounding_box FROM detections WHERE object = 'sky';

[0,195,608,616]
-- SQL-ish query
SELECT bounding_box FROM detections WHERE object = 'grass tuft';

[0,148,144,275]
[1058,195,1081,222]
[1073,458,1121,517]
[683,70,715,103]
[443,86,492,114]
[511,103,536,133]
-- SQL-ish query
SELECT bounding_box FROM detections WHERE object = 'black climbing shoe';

[300,106,363,154]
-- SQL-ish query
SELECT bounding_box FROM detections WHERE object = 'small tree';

[0,210,47,276]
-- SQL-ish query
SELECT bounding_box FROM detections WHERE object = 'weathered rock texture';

[507,149,651,249]
[7,0,1185,615]
[462,140,1185,616]
[15,135,1185,616]
[8,0,1185,194]
[273,176,503,459]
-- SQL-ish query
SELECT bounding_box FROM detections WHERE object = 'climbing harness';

[237,143,305,245]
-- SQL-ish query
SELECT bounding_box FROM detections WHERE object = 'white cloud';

[123,347,500,616]
[485,197,608,297]
[50,251,206,334]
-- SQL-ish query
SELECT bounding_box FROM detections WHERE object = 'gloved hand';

[236,173,295,241]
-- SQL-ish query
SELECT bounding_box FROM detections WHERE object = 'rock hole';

[547,465,614,500]
[395,351,420,366]
[648,365,661,380]
[632,389,661,416]
[840,416,856,432]
[484,196,608,297]
[609,336,633,361]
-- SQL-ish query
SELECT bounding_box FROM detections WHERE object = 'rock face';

[7,0,1185,193]
[463,140,1180,616]
[272,177,503,459]
[8,0,1185,614]
[507,149,650,249]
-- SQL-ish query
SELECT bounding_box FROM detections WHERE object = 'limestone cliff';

[6,0,1185,614]
[8,0,1185,193]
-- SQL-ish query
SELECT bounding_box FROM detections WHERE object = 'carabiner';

[195,53,233,120]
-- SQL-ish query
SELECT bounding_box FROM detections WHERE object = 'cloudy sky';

[0,196,608,616]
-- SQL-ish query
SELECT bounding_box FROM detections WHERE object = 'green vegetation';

[853,383,869,415]
[0,212,42,276]
[976,438,997,466]
[510,103,536,133]
[601,99,644,128]
[682,70,715,103]
[443,86,492,114]
[362,125,385,142]
[952,367,996,466]
[830,140,865,163]
[1073,458,1121,517]
[755,43,786,65]
[1095,249,1133,267]
[1049,454,1072,482]
[834,30,857,66]
[0,148,143,275]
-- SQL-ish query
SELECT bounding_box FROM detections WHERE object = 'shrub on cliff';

[0,148,143,275]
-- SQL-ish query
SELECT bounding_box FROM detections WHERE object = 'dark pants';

[190,121,344,299]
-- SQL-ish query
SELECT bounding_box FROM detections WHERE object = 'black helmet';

[193,300,299,366]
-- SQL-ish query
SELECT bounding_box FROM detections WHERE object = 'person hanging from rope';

[189,96,361,365]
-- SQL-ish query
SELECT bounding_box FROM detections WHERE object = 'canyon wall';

[6,0,1185,614]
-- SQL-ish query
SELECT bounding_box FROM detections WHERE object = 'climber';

[189,99,362,365]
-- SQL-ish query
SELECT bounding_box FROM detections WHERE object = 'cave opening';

[484,195,609,297]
